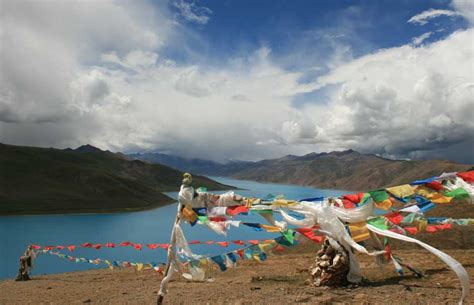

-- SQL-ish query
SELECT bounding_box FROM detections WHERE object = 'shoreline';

[0,184,240,217]
[0,198,176,217]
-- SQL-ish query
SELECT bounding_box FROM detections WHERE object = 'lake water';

[0,177,347,280]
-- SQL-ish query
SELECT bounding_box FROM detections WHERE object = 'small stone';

[46,287,52,290]
[354,293,367,299]
[319,261,330,268]
[296,295,311,303]
[83,299,91,303]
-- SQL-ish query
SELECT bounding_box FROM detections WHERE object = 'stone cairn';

[309,239,350,287]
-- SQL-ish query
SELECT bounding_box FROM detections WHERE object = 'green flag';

[369,190,389,203]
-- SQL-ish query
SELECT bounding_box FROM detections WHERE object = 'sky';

[1,0,473,163]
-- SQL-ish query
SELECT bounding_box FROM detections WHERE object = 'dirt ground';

[1,247,474,305]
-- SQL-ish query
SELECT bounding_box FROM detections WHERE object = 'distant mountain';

[0,144,232,215]
[128,152,251,176]
[130,150,472,191]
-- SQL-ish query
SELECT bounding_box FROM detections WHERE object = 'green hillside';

[0,144,232,215]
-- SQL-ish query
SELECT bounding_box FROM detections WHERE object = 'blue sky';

[163,0,468,64]
[1,0,473,163]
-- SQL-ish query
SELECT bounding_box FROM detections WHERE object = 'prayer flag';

[386,185,414,198]
[226,205,249,216]
[216,242,229,247]
[445,188,470,200]
[369,190,389,203]
[210,255,227,271]
[457,171,474,183]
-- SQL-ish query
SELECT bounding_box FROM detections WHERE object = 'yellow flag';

[260,224,281,233]
[414,219,428,232]
[375,198,393,210]
[136,263,144,271]
[348,221,370,242]
[386,184,414,198]
[105,260,113,270]
[416,186,452,204]
[273,199,297,206]
[199,258,209,268]
[258,241,276,252]
[182,206,198,223]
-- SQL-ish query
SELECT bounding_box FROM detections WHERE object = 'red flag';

[204,241,214,245]
[404,227,418,235]
[226,205,249,216]
[67,245,76,252]
[426,225,437,233]
[81,242,93,248]
[248,240,259,245]
[56,246,65,250]
[435,223,452,230]
[93,244,102,249]
[273,245,285,253]
[425,181,443,191]
[385,212,403,225]
[146,244,159,250]
[31,245,41,250]
[236,249,245,259]
[157,244,170,250]
[232,240,245,245]
[216,242,229,247]
[188,240,201,244]
[343,193,364,204]
[384,244,392,261]
[119,241,132,247]
[341,199,356,209]
[133,244,142,251]
[105,243,115,248]
[44,246,54,251]
[295,228,324,243]
[209,217,227,222]
[457,170,474,183]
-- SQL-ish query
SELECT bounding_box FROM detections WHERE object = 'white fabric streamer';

[281,200,385,282]
[367,224,470,304]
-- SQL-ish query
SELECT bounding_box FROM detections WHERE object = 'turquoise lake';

[0,177,347,280]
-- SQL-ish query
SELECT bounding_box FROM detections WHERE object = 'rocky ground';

[1,246,473,305]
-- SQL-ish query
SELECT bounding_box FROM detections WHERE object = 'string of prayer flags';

[41,250,165,273]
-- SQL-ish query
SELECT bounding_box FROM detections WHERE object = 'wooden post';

[157,206,181,305]
[15,246,33,281]
[157,173,192,305]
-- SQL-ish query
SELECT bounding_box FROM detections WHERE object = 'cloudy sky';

[1,0,473,163]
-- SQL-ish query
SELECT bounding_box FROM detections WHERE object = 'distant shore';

[0,198,175,216]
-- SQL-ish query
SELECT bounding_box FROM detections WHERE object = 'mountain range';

[0,143,231,215]
[129,150,473,191]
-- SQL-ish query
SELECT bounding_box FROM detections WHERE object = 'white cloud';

[412,32,433,46]
[1,0,473,164]
[452,0,474,23]
[171,0,212,25]
[301,28,474,161]
[408,8,461,25]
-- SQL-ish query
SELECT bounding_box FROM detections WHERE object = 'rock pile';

[309,240,350,286]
